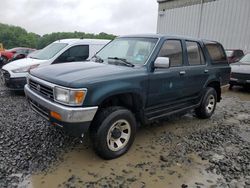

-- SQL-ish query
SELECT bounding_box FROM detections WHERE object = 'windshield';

[95,37,158,65]
[29,43,67,60]
[239,54,250,64]
[225,50,233,57]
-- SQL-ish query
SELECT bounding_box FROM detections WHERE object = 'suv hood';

[2,58,47,70]
[30,61,144,88]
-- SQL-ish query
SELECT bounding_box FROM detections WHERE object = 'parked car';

[230,53,250,89]
[24,34,230,159]
[7,49,36,63]
[225,49,244,64]
[0,47,35,65]
[1,39,110,90]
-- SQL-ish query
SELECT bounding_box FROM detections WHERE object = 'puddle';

[19,89,249,188]
[24,122,224,188]
[224,88,250,101]
[27,150,222,188]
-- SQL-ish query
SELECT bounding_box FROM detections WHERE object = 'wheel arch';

[205,80,221,102]
[94,91,145,124]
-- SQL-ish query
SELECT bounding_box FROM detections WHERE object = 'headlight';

[12,64,39,73]
[54,86,87,106]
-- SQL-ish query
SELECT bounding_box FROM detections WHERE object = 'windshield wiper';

[108,57,135,67]
[92,54,104,63]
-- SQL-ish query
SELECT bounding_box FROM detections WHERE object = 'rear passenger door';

[183,41,209,102]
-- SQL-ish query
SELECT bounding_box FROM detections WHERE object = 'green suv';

[24,35,231,159]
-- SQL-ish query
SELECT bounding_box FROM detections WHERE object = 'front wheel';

[90,106,137,159]
[195,87,217,119]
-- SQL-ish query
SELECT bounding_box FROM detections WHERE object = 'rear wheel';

[195,87,217,119]
[90,106,137,159]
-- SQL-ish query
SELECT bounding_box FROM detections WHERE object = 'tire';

[90,106,137,159]
[195,87,217,119]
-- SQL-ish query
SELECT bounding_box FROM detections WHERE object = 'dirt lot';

[0,84,249,188]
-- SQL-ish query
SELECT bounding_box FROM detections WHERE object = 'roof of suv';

[53,38,111,45]
[119,34,217,43]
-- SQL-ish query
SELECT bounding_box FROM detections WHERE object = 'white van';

[1,39,110,90]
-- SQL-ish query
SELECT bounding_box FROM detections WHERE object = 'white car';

[1,38,110,90]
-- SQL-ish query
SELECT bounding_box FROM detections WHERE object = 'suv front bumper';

[24,84,98,136]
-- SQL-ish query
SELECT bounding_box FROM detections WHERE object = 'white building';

[157,0,250,52]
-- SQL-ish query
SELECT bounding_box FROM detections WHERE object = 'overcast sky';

[0,0,158,36]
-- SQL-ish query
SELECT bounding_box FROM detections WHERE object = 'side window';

[205,43,227,62]
[235,50,244,58]
[186,41,205,65]
[239,51,244,57]
[158,40,183,67]
[57,45,89,63]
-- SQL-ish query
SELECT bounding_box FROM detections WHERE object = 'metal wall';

[157,0,250,52]
[158,0,215,11]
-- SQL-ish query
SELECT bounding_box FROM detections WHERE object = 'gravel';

[157,98,250,187]
[0,83,250,188]
[0,86,81,187]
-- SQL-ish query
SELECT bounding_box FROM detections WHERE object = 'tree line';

[0,23,116,49]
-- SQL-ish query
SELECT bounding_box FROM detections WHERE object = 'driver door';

[146,39,187,120]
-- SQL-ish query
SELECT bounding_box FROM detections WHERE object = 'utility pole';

[198,0,204,38]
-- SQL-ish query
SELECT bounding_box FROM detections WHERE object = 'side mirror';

[154,57,170,68]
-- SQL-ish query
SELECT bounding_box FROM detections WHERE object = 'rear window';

[205,43,227,62]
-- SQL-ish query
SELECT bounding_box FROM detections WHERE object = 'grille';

[2,70,10,80]
[231,73,250,80]
[29,79,54,100]
[29,98,49,120]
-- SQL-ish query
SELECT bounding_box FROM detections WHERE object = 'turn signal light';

[50,111,62,121]
[74,91,85,104]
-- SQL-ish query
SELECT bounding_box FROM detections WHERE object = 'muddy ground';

[0,84,249,188]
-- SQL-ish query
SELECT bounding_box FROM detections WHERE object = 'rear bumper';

[24,84,98,136]
[230,78,250,86]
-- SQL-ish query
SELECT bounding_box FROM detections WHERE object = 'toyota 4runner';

[24,35,231,159]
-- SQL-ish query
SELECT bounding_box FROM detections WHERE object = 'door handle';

[204,69,209,73]
[179,71,186,75]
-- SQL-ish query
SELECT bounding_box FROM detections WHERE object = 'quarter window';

[186,41,205,65]
[205,43,227,62]
[158,40,183,67]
